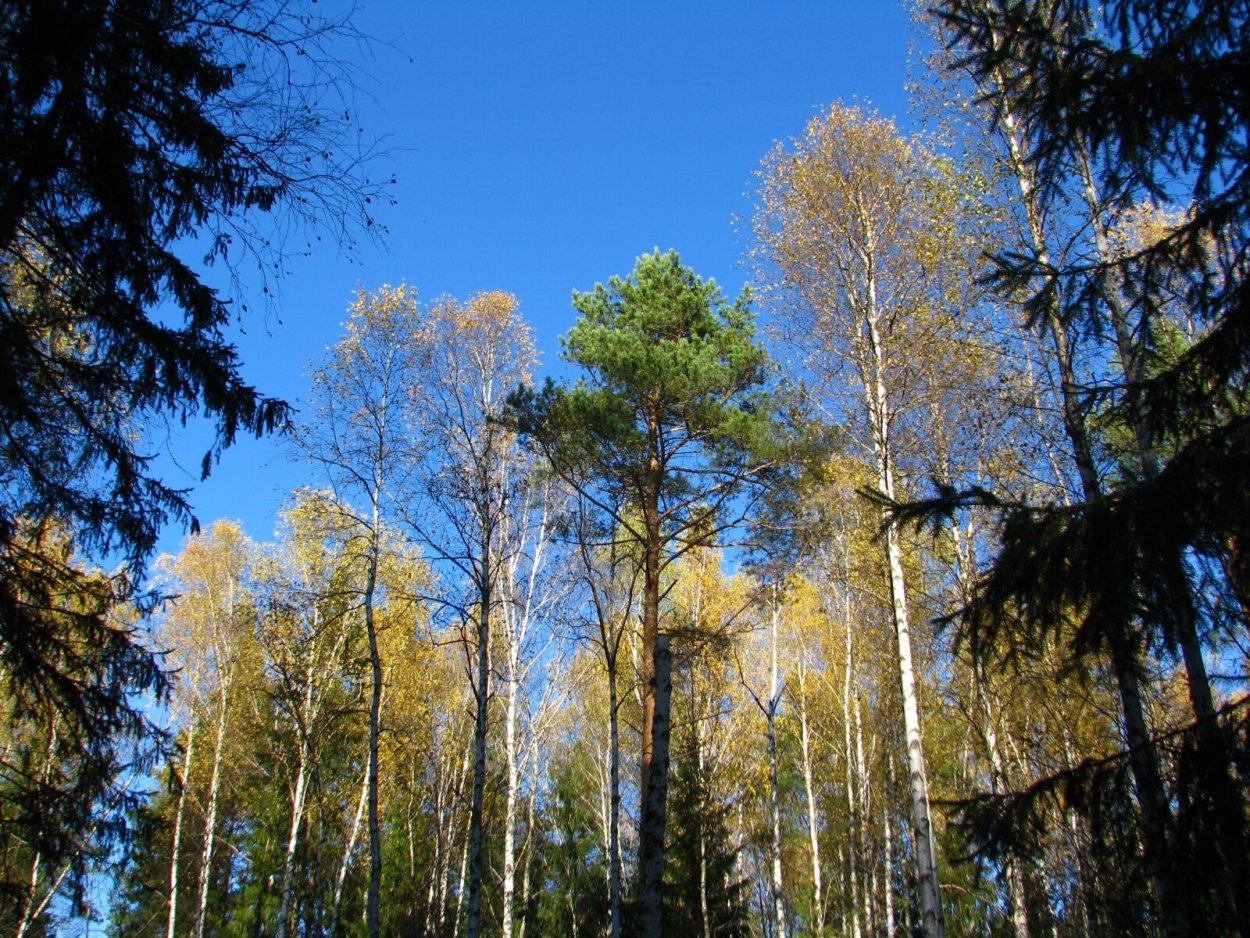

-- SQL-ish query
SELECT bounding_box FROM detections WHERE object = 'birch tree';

[155,520,258,938]
[402,290,538,938]
[753,105,990,938]
[257,497,361,938]
[303,283,424,938]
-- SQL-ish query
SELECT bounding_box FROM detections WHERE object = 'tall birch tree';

[753,105,988,938]
[402,290,538,938]
[303,283,424,938]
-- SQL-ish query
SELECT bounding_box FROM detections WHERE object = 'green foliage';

[509,249,780,527]
[532,749,611,938]
[933,1,1250,931]
[664,728,751,938]
[1,2,382,922]
[0,523,164,933]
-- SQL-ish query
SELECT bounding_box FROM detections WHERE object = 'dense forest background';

[2,1,1248,936]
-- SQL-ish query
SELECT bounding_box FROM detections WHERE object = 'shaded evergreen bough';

[0,0,383,927]
[907,2,1250,933]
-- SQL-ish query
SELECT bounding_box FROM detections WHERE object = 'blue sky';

[156,0,924,557]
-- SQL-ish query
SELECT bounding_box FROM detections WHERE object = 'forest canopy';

[2,1,1248,936]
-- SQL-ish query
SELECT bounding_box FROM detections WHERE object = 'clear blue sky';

[156,0,924,558]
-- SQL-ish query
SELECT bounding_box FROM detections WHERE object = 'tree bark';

[607,658,624,938]
[502,638,519,938]
[466,571,491,938]
[767,593,788,938]
[797,663,826,937]
[192,669,232,938]
[637,633,673,938]
[364,501,384,938]
[166,729,194,938]
[863,275,944,938]
[330,763,370,937]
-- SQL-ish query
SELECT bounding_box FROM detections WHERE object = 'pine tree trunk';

[637,472,671,938]
[637,633,673,938]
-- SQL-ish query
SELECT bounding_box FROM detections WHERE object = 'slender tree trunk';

[15,713,61,938]
[767,593,788,938]
[14,847,43,938]
[637,473,671,938]
[502,640,519,937]
[426,745,447,936]
[697,725,712,938]
[466,570,491,938]
[797,664,826,936]
[883,779,896,938]
[518,734,541,938]
[275,648,317,938]
[607,658,624,938]
[454,788,473,938]
[331,764,370,937]
[364,505,384,938]
[854,694,874,935]
[637,631,673,938]
[863,291,944,938]
[192,672,232,938]
[843,630,864,938]
[166,729,194,938]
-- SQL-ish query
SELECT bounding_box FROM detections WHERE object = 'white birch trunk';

[330,763,370,937]
[767,595,788,938]
[191,669,232,938]
[883,765,896,938]
[842,626,864,938]
[166,729,194,938]
[854,693,874,933]
[275,632,320,938]
[797,664,825,936]
[863,276,944,938]
[502,645,519,938]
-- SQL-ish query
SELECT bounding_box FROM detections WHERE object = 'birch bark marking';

[192,605,236,938]
[767,589,788,938]
[797,663,826,936]
[166,729,194,938]
[863,218,945,938]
